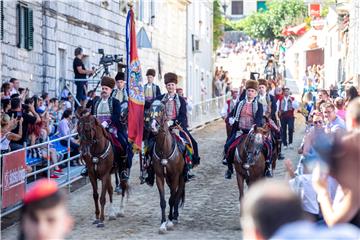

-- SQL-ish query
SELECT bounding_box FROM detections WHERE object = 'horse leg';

[173,174,185,224]
[118,186,126,217]
[107,177,116,221]
[89,176,100,225]
[114,172,121,194]
[166,175,179,230]
[235,171,245,203]
[156,175,167,234]
[97,175,109,228]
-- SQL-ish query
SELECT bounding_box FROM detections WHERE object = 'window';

[231,1,243,15]
[1,1,4,41]
[135,0,143,21]
[17,3,33,50]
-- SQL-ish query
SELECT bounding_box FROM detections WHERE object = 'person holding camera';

[7,97,41,150]
[73,47,94,108]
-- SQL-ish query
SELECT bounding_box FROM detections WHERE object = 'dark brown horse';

[76,109,128,227]
[149,100,186,234]
[233,124,272,201]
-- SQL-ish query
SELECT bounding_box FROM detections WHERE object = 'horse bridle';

[79,117,111,165]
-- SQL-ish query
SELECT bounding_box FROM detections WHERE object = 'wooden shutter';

[25,7,33,50]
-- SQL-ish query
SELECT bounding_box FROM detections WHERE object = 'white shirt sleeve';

[276,100,280,112]
[220,104,228,118]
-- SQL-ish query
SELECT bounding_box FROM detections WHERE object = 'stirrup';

[139,171,147,184]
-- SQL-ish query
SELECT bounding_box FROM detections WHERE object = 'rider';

[144,69,161,110]
[112,71,134,174]
[222,80,265,179]
[81,76,131,180]
[112,71,128,103]
[149,72,200,183]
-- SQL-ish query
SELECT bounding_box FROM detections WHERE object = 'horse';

[76,108,129,228]
[232,124,272,202]
[148,100,186,234]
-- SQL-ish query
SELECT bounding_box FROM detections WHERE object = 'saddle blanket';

[227,134,272,161]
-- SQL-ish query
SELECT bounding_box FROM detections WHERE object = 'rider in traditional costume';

[146,72,200,184]
[144,69,161,110]
[81,76,131,181]
[112,71,128,103]
[222,80,269,179]
[112,72,133,173]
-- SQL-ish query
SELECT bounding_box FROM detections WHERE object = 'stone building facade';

[1,0,213,101]
[2,0,127,96]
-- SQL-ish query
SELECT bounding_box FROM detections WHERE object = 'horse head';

[244,124,270,165]
[148,100,168,134]
[78,114,97,144]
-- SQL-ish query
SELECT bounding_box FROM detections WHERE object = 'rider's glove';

[101,121,109,128]
[229,117,235,126]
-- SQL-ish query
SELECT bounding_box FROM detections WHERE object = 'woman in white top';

[1,114,23,153]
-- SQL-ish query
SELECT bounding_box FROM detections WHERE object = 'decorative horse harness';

[79,119,112,172]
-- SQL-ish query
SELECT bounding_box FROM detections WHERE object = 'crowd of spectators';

[1,78,81,178]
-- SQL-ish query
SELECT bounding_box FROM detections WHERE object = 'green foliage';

[213,0,224,51]
[320,0,336,18]
[233,0,307,40]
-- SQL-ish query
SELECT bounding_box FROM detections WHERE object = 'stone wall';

[1,0,44,93]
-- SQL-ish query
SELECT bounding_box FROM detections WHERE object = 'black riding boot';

[184,164,195,182]
[80,167,88,177]
[265,161,273,177]
[225,163,233,179]
[145,165,155,186]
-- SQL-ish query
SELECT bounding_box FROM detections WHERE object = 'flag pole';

[126,1,146,183]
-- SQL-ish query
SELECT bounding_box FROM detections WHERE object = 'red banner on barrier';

[2,150,27,209]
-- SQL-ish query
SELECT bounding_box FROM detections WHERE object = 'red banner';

[2,150,27,209]
[126,9,145,151]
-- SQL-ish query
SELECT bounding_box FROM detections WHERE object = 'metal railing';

[188,95,226,129]
[0,96,226,217]
[1,133,81,217]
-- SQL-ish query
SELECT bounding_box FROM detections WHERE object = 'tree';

[213,0,224,51]
[234,0,307,40]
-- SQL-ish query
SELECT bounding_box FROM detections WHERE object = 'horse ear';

[253,124,257,132]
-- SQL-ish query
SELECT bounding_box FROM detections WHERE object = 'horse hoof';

[159,223,167,234]
[109,215,116,221]
[117,209,125,217]
[97,222,105,228]
[92,219,100,225]
[166,221,174,230]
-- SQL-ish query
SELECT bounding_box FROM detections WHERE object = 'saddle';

[227,133,273,163]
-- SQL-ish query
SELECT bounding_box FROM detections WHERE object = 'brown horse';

[233,124,272,201]
[77,109,128,227]
[149,100,186,234]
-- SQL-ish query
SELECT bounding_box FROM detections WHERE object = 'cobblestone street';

[2,115,305,240]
